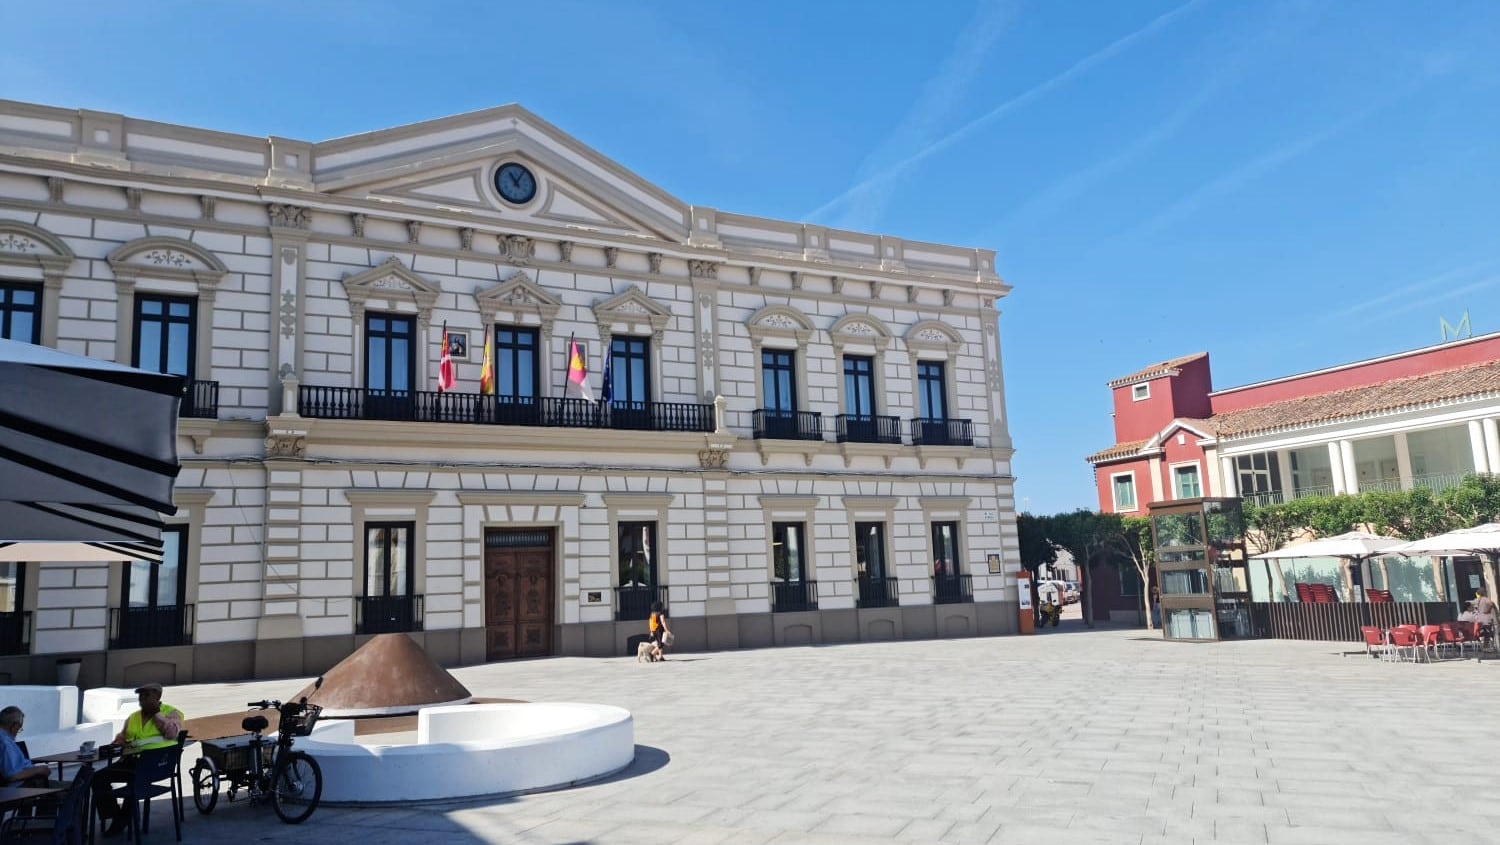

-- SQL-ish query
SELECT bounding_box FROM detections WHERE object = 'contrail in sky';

[803,0,1206,225]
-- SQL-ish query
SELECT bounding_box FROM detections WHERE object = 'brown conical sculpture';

[292,633,472,717]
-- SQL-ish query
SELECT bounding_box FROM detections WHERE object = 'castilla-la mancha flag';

[566,334,594,402]
[437,323,456,392]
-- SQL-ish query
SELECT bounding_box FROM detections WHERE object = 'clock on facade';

[494,162,537,205]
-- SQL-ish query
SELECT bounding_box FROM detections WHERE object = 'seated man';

[0,705,53,787]
[90,683,183,838]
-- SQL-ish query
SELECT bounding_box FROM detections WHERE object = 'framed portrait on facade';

[447,331,469,360]
[987,553,1002,574]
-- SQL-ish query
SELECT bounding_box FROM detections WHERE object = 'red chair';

[1359,626,1391,661]
[1386,626,1420,662]
[1438,623,1471,658]
[1417,624,1445,661]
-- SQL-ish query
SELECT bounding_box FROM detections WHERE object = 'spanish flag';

[566,333,594,402]
[478,327,494,395]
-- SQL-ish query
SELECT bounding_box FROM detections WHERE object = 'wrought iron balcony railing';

[911,417,974,447]
[857,576,900,609]
[933,574,974,605]
[357,594,424,634]
[298,386,714,433]
[181,379,219,419]
[836,414,903,445]
[771,580,819,612]
[753,409,824,441]
[109,604,193,650]
[616,584,668,622]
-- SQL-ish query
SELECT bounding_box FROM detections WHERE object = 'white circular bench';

[295,702,634,803]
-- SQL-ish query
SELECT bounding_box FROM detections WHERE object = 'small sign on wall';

[585,591,603,604]
[987,553,1002,574]
[982,510,998,521]
[446,331,470,361]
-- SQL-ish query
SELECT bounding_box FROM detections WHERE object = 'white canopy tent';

[1251,530,1405,602]
[1389,523,1500,644]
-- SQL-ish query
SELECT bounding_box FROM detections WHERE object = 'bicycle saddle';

[242,715,270,732]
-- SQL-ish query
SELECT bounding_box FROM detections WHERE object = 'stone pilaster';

[255,421,309,677]
[269,226,309,415]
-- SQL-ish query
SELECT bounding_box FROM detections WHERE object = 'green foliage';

[1016,512,1058,575]
[1241,473,1500,547]
[1049,509,1124,569]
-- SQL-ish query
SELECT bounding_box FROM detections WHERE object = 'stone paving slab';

[125,628,1500,844]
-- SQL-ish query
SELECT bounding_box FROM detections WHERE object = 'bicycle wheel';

[191,758,219,814]
[270,751,322,824]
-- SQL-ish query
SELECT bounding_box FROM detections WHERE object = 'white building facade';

[0,100,1020,685]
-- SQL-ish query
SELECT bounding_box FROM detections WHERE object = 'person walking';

[648,601,673,658]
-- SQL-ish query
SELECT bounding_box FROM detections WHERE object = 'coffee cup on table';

[80,741,95,757]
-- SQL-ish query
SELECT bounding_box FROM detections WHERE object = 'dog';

[636,641,663,663]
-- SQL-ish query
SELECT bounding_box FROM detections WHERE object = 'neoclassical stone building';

[0,98,1019,685]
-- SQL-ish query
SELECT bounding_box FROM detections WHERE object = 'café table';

[0,785,66,811]
[32,745,121,781]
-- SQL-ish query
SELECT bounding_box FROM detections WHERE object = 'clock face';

[495,162,537,205]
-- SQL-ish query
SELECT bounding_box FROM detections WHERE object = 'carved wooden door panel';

[484,550,516,661]
[514,549,553,658]
[484,541,554,661]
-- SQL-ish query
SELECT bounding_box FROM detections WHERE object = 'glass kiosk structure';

[1149,497,1252,642]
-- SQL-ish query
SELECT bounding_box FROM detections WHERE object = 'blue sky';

[6,1,1498,513]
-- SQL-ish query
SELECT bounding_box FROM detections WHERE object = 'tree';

[1048,509,1124,629]
[1016,513,1058,623]
[1111,516,1156,629]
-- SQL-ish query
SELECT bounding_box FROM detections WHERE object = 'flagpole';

[561,332,574,401]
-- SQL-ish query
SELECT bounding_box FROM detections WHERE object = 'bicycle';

[190,685,324,824]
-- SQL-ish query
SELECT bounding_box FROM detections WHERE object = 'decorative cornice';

[757,494,820,509]
[841,495,899,510]
[107,236,229,289]
[905,320,963,357]
[341,256,440,327]
[264,428,307,459]
[592,284,672,337]
[601,493,674,509]
[455,491,586,507]
[343,489,438,506]
[829,312,893,354]
[0,220,75,278]
[499,234,535,265]
[475,270,561,331]
[688,259,720,280]
[746,304,814,347]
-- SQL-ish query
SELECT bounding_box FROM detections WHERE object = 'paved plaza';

[150,627,1500,844]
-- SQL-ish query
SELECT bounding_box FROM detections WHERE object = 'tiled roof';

[1211,359,1500,438]
[1087,439,1149,463]
[1106,352,1207,389]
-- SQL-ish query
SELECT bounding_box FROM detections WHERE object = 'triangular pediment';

[475,270,561,329]
[313,105,690,242]
[341,257,440,325]
[592,285,672,335]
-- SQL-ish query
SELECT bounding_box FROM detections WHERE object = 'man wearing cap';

[91,683,184,838]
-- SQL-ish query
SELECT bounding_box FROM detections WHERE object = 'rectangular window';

[124,526,187,610]
[618,521,657,586]
[1132,383,1150,401]
[917,361,948,420]
[495,326,538,397]
[0,281,41,343]
[134,294,196,378]
[610,337,651,403]
[365,313,414,393]
[762,350,797,413]
[365,522,413,598]
[1173,464,1202,499]
[843,356,875,416]
[1161,569,1209,595]
[931,521,961,579]
[771,522,806,582]
[1111,473,1137,511]
[1164,608,1215,639]
[1235,452,1280,495]
[854,521,886,580]
[0,561,24,656]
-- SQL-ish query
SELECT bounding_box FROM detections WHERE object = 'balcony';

[616,584,667,622]
[753,409,824,441]
[857,576,900,609]
[181,379,218,419]
[299,386,714,433]
[1244,472,1477,507]
[357,594,424,634]
[911,417,973,447]
[770,580,819,612]
[109,604,193,650]
[933,574,974,605]
[836,414,902,445]
[0,610,30,656]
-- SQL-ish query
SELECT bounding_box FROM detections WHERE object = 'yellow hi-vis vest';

[122,704,182,752]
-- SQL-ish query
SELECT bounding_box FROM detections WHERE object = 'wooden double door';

[483,529,555,661]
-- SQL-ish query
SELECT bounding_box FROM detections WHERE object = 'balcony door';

[365,313,415,420]
[855,521,894,607]
[116,526,187,649]
[616,521,659,620]
[931,521,969,603]
[761,350,800,438]
[916,361,951,444]
[494,326,540,425]
[362,522,417,634]
[771,522,815,611]
[609,336,652,430]
[0,562,25,656]
[134,294,195,388]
